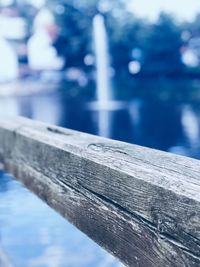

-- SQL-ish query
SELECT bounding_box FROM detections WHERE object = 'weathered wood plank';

[0,116,199,267]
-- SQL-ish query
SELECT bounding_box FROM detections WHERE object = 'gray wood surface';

[0,116,199,267]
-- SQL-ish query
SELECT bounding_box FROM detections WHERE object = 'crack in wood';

[79,181,200,259]
[46,127,72,136]
[0,117,200,266]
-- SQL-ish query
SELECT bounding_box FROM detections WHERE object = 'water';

[0,85,199,159]
[0,81,200,266]
[0,84,126,267]
[0,171,123,267]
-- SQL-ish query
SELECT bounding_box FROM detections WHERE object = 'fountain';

[92,14,112,137]
[93,14,112,106]
[90,14,126,137]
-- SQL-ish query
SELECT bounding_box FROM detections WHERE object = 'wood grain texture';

[0,116,199,267]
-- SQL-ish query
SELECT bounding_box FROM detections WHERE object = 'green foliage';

[47,0,128,69]
[1,1,200,87]
[141,13,184,75]
[107,12,145,64]
[47,1,94,69]
[183,13,200,36]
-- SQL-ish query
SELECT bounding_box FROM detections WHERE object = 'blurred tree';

[47,0,94,69]
[1,0,195,86]
[185,13,200,36]
[141,13,184,76]
[47,0,130,71]
[107,11,148,82]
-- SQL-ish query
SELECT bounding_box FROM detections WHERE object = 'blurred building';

[0,4,28,81]
[27,8,64,75]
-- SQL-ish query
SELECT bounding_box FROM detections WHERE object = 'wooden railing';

[0,116,199,267]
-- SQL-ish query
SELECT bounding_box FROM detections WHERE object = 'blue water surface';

[0,171,123,267]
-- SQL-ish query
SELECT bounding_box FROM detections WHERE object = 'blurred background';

[0,0,200,266]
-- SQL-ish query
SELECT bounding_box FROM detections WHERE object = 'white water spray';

[93,14,112,105]
[92,14,112,137]
[92,14,125,137]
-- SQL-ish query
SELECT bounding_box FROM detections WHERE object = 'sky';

[128,0,200,22]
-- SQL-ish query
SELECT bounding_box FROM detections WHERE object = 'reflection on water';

[0,88,199,159]
[182,105,199,148]
[0,83,200,266]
